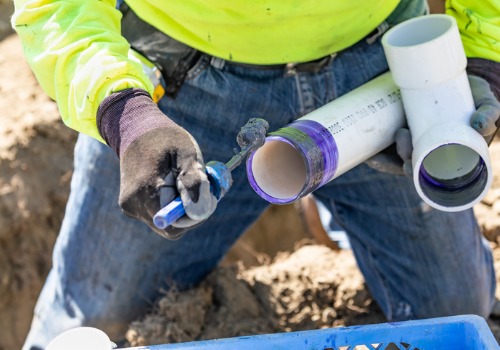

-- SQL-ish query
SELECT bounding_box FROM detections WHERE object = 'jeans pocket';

[185,55,211,82]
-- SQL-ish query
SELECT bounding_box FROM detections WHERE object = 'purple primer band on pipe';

[246,120,338,204]
[291,120,338,187]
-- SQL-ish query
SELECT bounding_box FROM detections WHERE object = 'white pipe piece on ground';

[382,14,492,212]
[46,327,116,350]
[246,71,406,204]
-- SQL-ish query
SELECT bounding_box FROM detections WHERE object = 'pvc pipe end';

[46,327,115,350]
[383,14,453,48]
[246,120,338,204]
[247,136,307,204]
[382,14,466,88]
[412,124,492,212]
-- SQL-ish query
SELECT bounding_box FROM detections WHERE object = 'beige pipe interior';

[251,140,307,200]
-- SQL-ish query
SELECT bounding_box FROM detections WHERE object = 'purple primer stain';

[291,120,338,187]
[418,155,488,207]
[246,120,338,204]
[419,159,485,190]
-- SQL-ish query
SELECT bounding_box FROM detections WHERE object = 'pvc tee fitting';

[382,14,492,211]
[246,72,406,204]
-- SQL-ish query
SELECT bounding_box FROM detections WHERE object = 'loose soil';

[2,5,500,349]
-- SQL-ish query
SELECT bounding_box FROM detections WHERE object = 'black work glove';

[97,88,217,240]
[366,58,500,176]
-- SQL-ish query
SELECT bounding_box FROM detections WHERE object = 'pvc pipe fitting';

[46,327,116,350]
[247,72,406,204]
[382,14,492,211]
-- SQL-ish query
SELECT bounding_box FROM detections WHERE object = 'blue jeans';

[23,17,496,350]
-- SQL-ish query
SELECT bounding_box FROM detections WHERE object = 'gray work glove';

[364,128,413,176]
[97,88,217,240]
[366,69,500,176]
[469,74,500,142]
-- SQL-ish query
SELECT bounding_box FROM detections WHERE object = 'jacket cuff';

[467,58,500,101]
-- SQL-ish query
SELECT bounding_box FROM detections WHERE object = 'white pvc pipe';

[382,14,492,211]
[46,327,116,350]
[247,72,406,204]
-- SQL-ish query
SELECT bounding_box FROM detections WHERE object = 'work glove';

[468,77,500,142]
[97,88,217,240]
[366,59,500,176]
[364,128,413,176]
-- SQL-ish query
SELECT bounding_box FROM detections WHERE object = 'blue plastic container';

[132,315,499,350]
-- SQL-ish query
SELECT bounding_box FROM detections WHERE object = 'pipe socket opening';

[384,16,452,47]
[250,139,307,202]
[418,144,488,209]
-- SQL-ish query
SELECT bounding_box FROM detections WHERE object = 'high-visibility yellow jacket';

[11,0,500,142]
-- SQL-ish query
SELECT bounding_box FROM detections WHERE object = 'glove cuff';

[97,88,174,157]
[467,58,500,101]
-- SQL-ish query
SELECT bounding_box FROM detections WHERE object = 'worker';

[11,0,500,349]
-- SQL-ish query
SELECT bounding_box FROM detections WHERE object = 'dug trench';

[2,5,500,348]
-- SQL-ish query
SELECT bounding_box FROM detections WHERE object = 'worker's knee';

[395,275,496,321]
[375,263,497,322]
[417,289,493,320]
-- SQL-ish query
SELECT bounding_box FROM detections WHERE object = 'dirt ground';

[2,3,500,349]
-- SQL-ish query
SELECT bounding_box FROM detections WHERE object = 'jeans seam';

[325,64,337,102]
[364,247,394,320]
[185,55,210,81]
[326,200,347,231]
[294,73,316,115]
[328,198,395,320]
